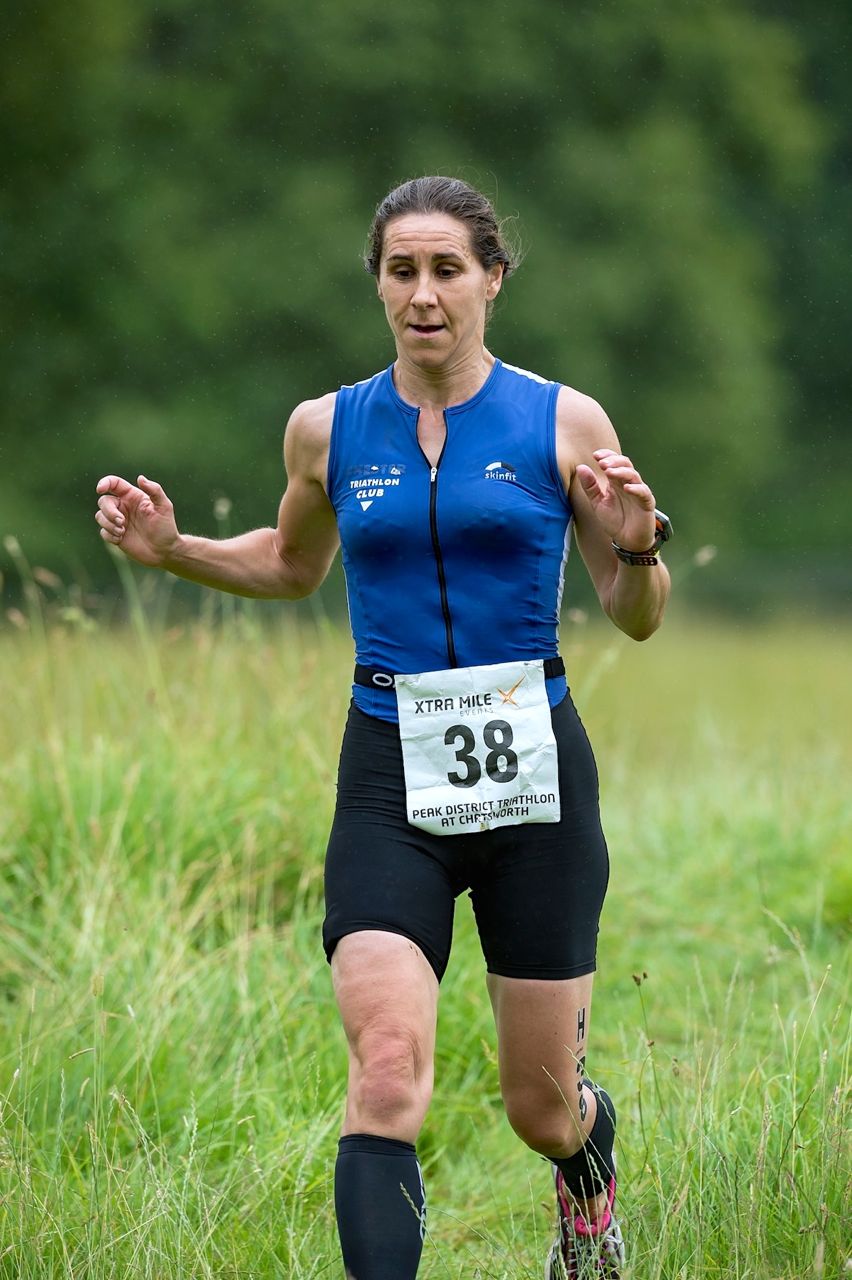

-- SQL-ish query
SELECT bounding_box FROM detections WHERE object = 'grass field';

[0,590,849,1278]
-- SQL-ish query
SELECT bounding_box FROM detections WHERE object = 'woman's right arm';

[95,394,340,600]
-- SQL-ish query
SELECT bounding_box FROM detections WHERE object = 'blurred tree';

[0,0,840,610]
[750,0,852,560]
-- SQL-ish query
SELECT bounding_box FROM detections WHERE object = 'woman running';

[96,175,671,1279]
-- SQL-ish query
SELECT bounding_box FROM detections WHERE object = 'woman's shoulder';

[287,364,390,437]
[283,392,337,471]
[554,385,620,476]
[288,390,337,432]
[556,384,615,438]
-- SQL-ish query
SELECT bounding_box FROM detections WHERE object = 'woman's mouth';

[409,324,444,336]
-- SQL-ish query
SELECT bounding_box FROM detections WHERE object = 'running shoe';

[544,1161,625,1279]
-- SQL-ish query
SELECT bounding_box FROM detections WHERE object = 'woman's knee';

[503,1084,588,1157]
[349,1028,434,1127]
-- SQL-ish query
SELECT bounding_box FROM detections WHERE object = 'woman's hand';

[575,449,657,552]
[95,475,181,567]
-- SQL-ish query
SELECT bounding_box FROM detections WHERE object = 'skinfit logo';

[484,460,517,483]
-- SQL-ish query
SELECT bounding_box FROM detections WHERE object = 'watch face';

[654,510,673,545]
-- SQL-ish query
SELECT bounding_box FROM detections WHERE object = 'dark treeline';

[2,0,849,615]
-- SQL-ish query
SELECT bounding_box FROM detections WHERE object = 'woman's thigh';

[469,692,609,981]
[332,929,440,1141]
[323,702,461,982]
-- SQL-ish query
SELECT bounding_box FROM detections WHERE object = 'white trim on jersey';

[555,516,574,625]
[501,361,552,385]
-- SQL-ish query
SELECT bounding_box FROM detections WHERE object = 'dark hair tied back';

[364,176,519,280]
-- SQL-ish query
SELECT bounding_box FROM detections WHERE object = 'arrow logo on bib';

[359,500,373,511]
[497,674,526,706]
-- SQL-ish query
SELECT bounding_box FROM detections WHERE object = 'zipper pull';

[430,466,438,483]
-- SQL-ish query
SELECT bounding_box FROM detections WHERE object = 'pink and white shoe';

[544,1162,625,1279]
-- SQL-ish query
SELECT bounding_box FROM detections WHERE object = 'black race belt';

[353,656,566,690]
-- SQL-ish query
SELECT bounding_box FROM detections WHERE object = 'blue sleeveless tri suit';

[326,358,572,721]
[322,357,609,984]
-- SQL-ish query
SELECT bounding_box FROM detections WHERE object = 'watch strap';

[611,508,672,566]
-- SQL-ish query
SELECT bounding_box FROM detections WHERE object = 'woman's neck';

[393,347,496,409]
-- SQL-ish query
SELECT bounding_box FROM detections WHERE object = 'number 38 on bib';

[395,660,561,836]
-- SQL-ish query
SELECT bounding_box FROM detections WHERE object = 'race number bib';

[396,660,561,836]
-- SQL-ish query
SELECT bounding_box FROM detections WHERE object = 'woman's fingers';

[594,451,635,472]
[97,493,126,521]
[622,481,655,506]
[96,474,138,499]
[96,489,128,538]
[592,453,655,506]
[137,475,169,508]
[96,474,139,527]
[95,473,170,534]
[598,465,641,485]
[95,506,125,540]
[94,475,141,542]
[575,463,606,501]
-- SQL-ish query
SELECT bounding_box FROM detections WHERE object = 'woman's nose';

[411,272,437,308]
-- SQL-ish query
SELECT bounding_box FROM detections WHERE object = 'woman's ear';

[485,264,504,301]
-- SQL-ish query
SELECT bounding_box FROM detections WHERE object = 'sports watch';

[611,509,673,566]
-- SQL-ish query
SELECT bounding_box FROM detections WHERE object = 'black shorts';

[322,693,609,982]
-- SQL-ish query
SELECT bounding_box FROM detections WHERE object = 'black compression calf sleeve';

[334,1133,426,1279]
[551,1085,616,1200]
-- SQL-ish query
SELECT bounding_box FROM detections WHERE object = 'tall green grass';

[0,579,849,1277]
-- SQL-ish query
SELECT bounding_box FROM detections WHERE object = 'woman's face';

[377,212,503,370]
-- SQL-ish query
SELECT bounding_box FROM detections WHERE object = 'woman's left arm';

[556,387,670,641]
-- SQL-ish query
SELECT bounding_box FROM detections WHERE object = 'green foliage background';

[2,0,850,611]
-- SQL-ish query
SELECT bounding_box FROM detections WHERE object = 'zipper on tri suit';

[422,419,457,668]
